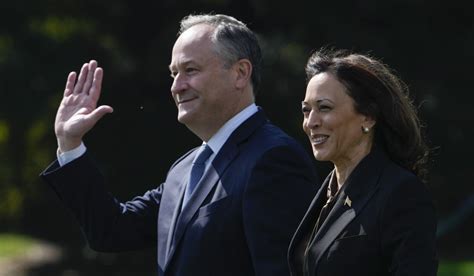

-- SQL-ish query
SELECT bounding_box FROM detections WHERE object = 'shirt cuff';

[57,142,87,167]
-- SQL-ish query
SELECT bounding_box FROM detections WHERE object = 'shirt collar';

[203,103,258,161]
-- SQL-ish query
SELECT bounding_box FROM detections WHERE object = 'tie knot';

[193,144,213,165]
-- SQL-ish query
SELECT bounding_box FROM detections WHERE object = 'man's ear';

[234,59,252,89]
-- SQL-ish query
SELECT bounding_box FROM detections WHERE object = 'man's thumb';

[87,105,114,123]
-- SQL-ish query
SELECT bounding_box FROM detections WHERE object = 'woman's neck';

[333,142,372,188]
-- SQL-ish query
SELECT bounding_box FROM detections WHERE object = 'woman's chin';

[312,152,329,162]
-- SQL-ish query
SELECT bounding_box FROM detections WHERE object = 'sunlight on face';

[169,24,238,137]
[302,73,374,168]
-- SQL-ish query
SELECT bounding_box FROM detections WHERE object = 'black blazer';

[41,109,319,276]
[288,148,438,276]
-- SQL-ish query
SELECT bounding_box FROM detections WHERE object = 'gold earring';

[362,126,370,133]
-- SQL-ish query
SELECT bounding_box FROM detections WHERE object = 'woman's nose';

[305,110,320,129]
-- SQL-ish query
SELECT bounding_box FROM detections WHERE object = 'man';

[41,14,318,276]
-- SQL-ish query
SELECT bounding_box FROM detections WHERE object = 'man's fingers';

[89,67,104,102]
[73,63,89,94]
[83,60,98,95]
[64,72,77,96]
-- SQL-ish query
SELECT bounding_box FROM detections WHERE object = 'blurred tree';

[0,0,472,274]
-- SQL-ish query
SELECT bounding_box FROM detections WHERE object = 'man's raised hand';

[55,60,113,153]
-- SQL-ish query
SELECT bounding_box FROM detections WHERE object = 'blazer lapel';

[306,185,356,274]
[288,178,329,275]
[307,148,389,275]
[164,109,267,269]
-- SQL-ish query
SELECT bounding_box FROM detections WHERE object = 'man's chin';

[177,112,194,125]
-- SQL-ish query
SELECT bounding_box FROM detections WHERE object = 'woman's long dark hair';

[306,49,429,182]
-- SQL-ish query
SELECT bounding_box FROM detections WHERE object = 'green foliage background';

[0,0,472,274]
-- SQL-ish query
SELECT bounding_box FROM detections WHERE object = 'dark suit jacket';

[288,148,438,276]
[41,109,319,276]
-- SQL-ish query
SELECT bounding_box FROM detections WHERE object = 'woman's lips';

[310,134,329,145]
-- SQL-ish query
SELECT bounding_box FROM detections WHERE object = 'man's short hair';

[179,14,262,94]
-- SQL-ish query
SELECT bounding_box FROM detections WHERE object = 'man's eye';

[186,68,197,73]
[170,72,177,78]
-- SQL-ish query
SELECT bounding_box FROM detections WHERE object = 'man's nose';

[171,74,189,95]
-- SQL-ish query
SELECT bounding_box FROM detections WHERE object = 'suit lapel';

[157,152,193,269]
[307,148,389,275]
[164,177,186,260]
[167,151,235,262]
[164,109,267,269]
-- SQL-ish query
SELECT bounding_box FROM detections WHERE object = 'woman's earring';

[362,126,370,133]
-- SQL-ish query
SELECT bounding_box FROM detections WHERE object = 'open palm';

[55,60,113,152]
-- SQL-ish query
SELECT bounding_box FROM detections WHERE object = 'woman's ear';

[361,116,376,132]
[234,59,252,89]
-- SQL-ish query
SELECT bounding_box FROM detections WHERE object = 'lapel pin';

[344,196,352,208]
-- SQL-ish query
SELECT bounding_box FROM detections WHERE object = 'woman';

[288,49,438,276]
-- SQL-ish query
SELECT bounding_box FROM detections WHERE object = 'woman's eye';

[301,107,311,114]
[319,105,331,111]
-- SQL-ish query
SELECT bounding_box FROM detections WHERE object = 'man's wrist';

[57,138,82,154]
[57,142,87,167]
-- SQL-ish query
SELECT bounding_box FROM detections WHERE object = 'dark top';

[288,147,438,276]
